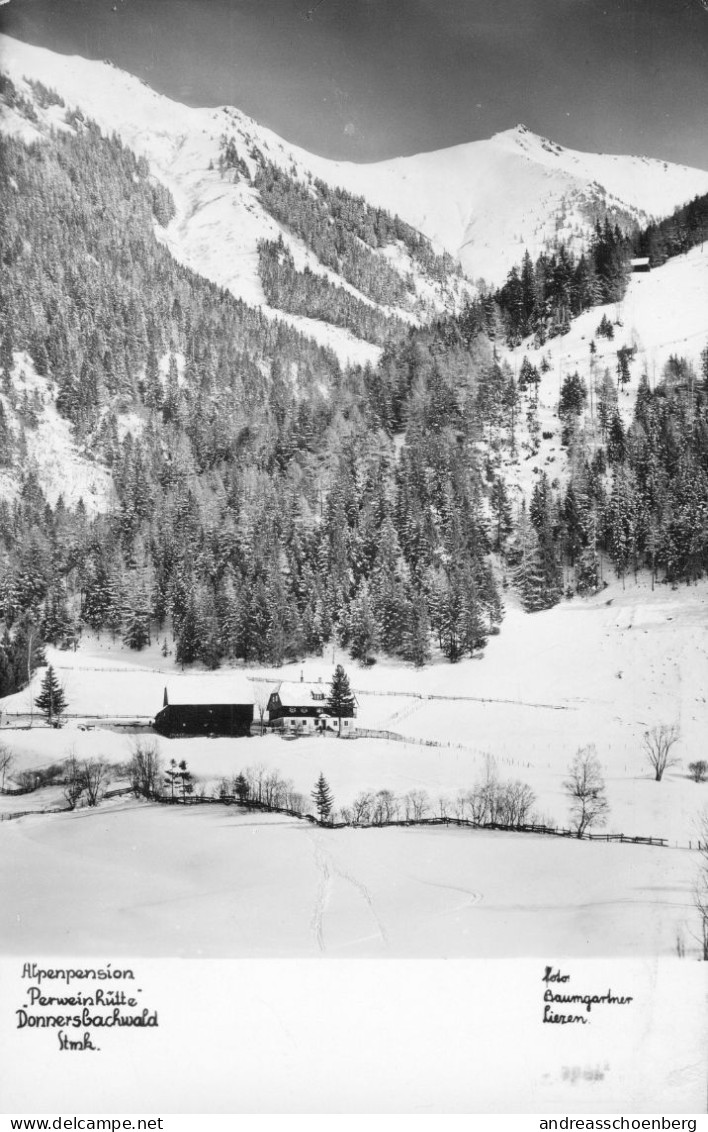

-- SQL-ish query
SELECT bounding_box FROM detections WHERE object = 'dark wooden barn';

[153,677,254,737]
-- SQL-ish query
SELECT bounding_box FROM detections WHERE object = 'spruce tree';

[177,759,194,803]
[234,772,251,804]
[348,581,378,663]
[123,590,151,651]
[402,591,431,667]
[34,665,67,726]
[175,593,201,667]
[311,772,334,822]
[327,664,355,735]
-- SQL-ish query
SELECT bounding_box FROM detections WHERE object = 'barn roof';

[164,674,254,707]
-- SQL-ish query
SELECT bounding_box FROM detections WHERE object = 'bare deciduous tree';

[0,742,15,793]
[504,781,537,826]
[436,795,451,819]
[563,745,609,838]
[128,739,162,800]
[244,764,267,804]
[404,789,430,821]
[694,877,708,961]
[693,809,708,960]
[372,789,398,824]
[261,769,290,807]
[643,723,681,781]
[350,791,374,824]
[63,752,84,810]
[81,758,108,807]
[253,685,272,736]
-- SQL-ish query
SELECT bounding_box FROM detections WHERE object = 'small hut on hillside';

[153,676,254,737]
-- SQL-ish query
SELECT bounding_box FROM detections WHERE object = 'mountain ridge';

[2,32,708,319]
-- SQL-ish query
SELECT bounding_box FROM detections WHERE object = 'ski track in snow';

[309,836,333,952]
[309,832,388,952]
[404,874,484,915]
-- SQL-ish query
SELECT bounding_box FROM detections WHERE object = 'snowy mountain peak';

[2,31,708,297]
[491,123,566,159]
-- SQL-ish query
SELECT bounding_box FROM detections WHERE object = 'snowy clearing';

[0,803,696,958]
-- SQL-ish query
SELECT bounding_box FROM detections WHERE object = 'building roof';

[273,680,330,707]
[164,674,254,707]
[631,257,651,266]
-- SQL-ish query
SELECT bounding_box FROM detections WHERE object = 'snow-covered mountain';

[2,31,708,352]
[319,124,708,285]
[2,33,708,512]
[0,35,468,368]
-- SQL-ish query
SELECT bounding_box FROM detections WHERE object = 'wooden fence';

[0,790,694,849]
[0,807,66,822]
[193,795,670,846]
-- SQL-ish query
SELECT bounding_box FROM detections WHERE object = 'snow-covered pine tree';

[311,772,334,822]
[123,587,152,651]
[175,593,201,667]
[509,504,556,612]
[34,664,67,726]
[401,590,431,667]
[327,664,355,734]
[348,580,378,663]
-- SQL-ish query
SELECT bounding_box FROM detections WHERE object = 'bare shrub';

[350,791,375,824]
[459,778,536,827]
[688,761,708,784]
[503,781,537,826]
[81,759,109,807]
[403,789,430,821]
[63,753,84,810]
[128,739,162,800]
[14,770,40,794]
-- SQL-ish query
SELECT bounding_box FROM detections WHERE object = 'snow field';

[0,803,696,958]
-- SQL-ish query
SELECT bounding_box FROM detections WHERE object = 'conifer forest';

[1,75,708,696]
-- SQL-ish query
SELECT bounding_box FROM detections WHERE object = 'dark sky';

[1,0,707,169]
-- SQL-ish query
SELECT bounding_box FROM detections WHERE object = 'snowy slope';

[2,33,707,321]
[315,125,708,285]
[0,803,696,958]
[0,353,113,513]
[494,242,708,506]
[0,35,462,368]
